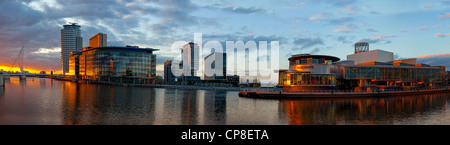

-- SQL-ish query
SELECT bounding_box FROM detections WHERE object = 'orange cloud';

[415,53,450,58]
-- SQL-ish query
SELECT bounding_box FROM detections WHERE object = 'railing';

[242,86,450,94]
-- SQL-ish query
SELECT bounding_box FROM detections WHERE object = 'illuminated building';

[278,54,340,91]
[89,33,107,48]
[68,51,81,77]
[279,42,446,91]
[61,23,83,74]
[78,46,158,84]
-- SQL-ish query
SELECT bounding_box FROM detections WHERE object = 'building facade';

[61,23,82,74]
[182,42,200,77]
[279,42,447,92]
[279,54,340,91]
[89,33,107,48]
[68,51,81,77]
[204,52,226,80]
[347,49,394,65]
[164,60,175,84]
[78,46,158,84]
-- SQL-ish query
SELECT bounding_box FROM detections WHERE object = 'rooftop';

[82,46,159,52]
[288,54,340,62]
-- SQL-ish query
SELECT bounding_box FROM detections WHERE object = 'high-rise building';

[182,42,200,77]
[164,60,175,84]
[61,23,82,74]
[89,33,107,48]
[204,52,226,80]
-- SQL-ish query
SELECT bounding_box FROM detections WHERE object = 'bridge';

[0,46,75,87]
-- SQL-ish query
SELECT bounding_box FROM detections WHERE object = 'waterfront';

[0,77,449,125]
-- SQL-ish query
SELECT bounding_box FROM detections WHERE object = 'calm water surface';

[0,78,449,125]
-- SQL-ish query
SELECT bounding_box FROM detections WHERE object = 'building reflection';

[203,90,227,125]
[180,90,198,125]
[279,94,450,125]
[61,82,157,125]
[0,87,4,99]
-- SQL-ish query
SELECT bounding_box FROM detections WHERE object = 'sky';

[0,0,449,75]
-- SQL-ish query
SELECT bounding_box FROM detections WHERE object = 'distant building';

[61,23,82,74]
[78,46,158,84]
[204,52,226,80]
[164,60,175,84]
[89,33,107,48]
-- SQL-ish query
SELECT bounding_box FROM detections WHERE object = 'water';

[0,78,449,125]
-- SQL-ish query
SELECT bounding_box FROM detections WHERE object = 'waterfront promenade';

[239,87,450,99]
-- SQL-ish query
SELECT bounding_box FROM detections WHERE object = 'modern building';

[278,54,341,91]
[347,42,393,65]
[279,42,446,91]
[204,52,226,80]
[61,23,83,74]
[89,33,107,48]
[182,42,200,77]
[164,60,175,84]
[78,46,158,84]
[68,51,81,77]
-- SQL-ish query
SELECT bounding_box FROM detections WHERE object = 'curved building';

[279,54,340,91]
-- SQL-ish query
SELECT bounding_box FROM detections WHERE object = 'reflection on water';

[280,94,450,125]
[0,78,448,125]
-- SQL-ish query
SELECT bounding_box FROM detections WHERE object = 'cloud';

[220,6,266,14]
[292,37,324,51]
[344,6,360,15]
[439,13,450,20]
[370,11,381,15]
[443,0,450,5]
[329,17,353,25]
[333,24,355,33]
[366,28,378,32]
[420,3,433,8]
[33,48,60,54]
[336,35,353,44]
[434,33,449,37]
[416,53,450,70]
[418,26,429,30]
[359,34,395,44]
[309,13,331,21]
[307,0,357,7]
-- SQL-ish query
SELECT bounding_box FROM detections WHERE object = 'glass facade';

[79,47,158,83]
[344,66,444,83]
[279,72,336,86]
[280,54,340,87]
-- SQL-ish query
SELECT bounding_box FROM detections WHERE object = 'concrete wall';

[347,49,393,64]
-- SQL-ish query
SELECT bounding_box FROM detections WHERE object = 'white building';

[204,52,226,80]
[182,42,200,77]
[61,23,82,74]
[347,49,393,65]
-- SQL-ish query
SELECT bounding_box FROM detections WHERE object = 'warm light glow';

[0,65,62,74]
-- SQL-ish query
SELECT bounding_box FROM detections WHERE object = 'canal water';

[0,78,449,125]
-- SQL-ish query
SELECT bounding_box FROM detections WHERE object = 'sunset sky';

[0,0,449,75]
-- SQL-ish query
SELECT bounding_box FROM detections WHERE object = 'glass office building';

[79,46,158,84]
